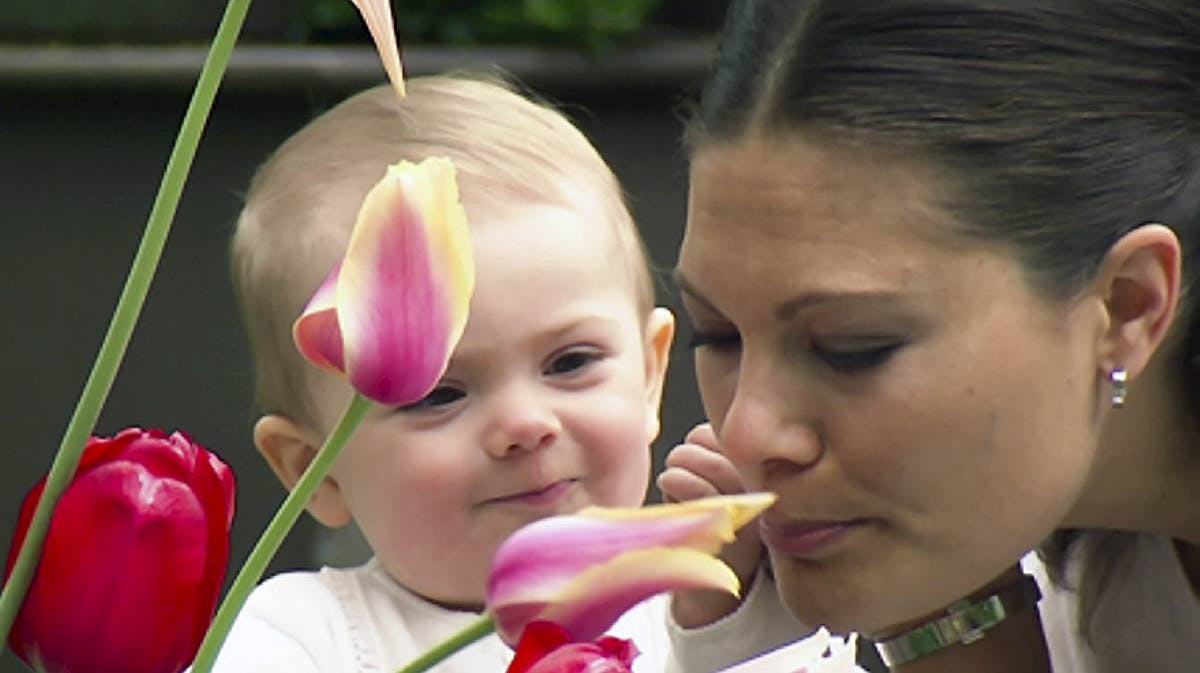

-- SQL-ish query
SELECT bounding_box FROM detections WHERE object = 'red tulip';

[507,622,637,673]
[4,428,235,673]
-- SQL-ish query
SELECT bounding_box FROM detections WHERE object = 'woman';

[667,0,1200,670]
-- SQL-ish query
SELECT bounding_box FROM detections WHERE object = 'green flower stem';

[0,0,252,646]
[191,392,372,673]
[395,613,497,673]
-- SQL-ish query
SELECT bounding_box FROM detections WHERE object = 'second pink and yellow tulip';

[487,493,776,646]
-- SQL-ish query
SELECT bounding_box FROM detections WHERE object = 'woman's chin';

[771,558,928,637]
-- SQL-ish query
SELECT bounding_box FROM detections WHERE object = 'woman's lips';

[758,516,868,559]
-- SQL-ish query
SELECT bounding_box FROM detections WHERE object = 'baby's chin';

[406,578,487,613]
[422,593,486,613]
[378,558,488,612]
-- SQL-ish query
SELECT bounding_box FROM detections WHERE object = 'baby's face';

[311,200,667,608]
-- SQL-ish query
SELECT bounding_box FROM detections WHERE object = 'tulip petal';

[348,0,406,98]
[495,548,739,645]
[488,493,775,646]
[507,621,572,673]
[336,158,473,405]
[489,493,775,600]
[292,264,346,372]
[579,492,774,531]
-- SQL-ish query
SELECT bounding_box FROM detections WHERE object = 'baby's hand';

[657,423,766,628]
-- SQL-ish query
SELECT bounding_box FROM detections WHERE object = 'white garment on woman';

[1023,533,1200,673]
[204,557,815,673]
[665,568,820,672]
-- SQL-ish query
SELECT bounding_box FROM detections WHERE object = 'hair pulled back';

[690,0,1200,406]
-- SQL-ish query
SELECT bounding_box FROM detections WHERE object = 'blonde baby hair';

[231,73,654,431]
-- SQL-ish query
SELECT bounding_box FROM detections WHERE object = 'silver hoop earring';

[1110,368,1128,408]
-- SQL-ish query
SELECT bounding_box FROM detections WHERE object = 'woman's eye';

[688,329,741,352]
[546,349,601,375]
[399,385,465,411]
[812,342,902,373]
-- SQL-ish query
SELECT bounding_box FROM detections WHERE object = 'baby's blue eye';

[547,350,600,375]
[400,385,464,411]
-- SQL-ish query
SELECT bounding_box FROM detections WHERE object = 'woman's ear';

[254,415,352,528]
[1094,223,1182,378]
[641,307,677,443]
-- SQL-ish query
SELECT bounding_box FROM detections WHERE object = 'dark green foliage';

[302,0,666,53]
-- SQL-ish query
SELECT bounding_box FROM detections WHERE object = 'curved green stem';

[395,614,497,673]
[0,0,252,645]
[190,392,372,673]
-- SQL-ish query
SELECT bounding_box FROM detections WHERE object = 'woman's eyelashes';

[811,341,903,373]
[688,323,903,373]
[687,328,741,352]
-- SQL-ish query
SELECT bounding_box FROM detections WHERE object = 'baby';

[216,74,676,672]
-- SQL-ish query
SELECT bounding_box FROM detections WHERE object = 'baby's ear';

[642,307,676,443]
[254,415,352,528]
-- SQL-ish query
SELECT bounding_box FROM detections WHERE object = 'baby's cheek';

[574,398,654,504]
[602,454,653,508]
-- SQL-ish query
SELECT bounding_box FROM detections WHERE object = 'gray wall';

[0,49,707,672]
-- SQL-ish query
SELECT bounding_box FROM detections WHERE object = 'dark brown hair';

[691,0,1200,296]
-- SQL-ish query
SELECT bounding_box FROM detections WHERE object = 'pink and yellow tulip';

[293,157,474,405]
[486,493,776,646]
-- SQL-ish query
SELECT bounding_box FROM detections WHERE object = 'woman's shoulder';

[1027,532,1200,673]
[1089,533,1199,625]
[1089,532,1199,671]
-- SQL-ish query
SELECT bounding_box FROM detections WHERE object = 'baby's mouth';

[487,479,578,507]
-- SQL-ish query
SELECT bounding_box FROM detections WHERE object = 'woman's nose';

[482,387,561,458]
[717,373,822,471]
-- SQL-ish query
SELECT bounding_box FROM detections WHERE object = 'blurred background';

[0,2,728,671]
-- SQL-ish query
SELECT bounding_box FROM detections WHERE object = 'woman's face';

[677,136,1106,634]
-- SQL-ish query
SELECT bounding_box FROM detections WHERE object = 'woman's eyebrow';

[675,269,902,322]
[772,290,903,321]
[671,271,722,316]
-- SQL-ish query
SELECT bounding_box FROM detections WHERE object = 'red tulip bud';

[4,428,235,673]
[507,622,638,673]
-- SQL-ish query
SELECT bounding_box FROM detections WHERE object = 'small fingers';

[663,442,746,496]
[682,422,719,450]
[657,466,722,503]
